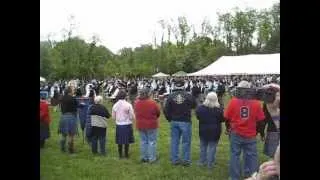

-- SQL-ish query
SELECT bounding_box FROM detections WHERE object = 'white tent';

[152,72,170,78]
[40,76,46,82]
[188,53,280,76]
[172,71,187,77]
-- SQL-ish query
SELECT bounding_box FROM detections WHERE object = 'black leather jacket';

[164,89,196,122]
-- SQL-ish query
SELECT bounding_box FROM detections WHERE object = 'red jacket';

[224,97,265,138]
[134,98,160,129]
[40,100,51,125]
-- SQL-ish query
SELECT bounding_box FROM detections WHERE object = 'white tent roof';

[172,71,187,77]
[188,53,280,76]
[152,72,170,78]
[40,76,46,82]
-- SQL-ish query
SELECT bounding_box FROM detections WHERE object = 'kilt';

[40,121,50,140]
[76,97,91,131]
[116,124,134,144]
[264,131,280,157]
[78,107,88,130]
[59,113,78,135]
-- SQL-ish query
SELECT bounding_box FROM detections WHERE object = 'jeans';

[170,121,192,164]
[139,129,158,161]
[199,138,218,168]
[230,132,258,180]
[91,135,106,155]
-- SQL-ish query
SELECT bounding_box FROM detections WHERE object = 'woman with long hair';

[195,92,224,168]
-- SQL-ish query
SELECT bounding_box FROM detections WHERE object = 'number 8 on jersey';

[240,106,249,120]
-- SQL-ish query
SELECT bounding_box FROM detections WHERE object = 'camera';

[233,87,277,103]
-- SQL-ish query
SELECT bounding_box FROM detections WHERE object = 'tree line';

[40,2,279,80]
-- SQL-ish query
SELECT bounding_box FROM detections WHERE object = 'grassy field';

[40,95,269,180]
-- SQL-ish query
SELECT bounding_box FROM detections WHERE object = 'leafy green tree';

[40,2,279,79]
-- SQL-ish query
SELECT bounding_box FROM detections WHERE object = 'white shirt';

[184,81,188,89]
[111,88,119,99]
[166,86,171,95]
[112,100,135,125]
[85,83,94,97]
[151,81,157,90]
[206,81,212,89]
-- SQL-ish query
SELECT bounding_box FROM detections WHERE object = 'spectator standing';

[195,92,224,169]
[112,90,135,159]
[134,88,160,163]
[164,79,196,166]
[224,81,265,180]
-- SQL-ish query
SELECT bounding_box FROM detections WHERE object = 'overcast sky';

[40,0,279,54]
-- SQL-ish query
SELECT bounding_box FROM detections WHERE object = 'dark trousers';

[92,136,106,155]
[91,127,107,155]
[218,95,224,108]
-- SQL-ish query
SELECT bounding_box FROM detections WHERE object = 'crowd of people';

[40,75,280,180]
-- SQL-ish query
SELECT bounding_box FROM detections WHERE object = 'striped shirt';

[91,115,107,128]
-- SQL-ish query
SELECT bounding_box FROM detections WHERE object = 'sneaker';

[149,156,160,164]
[182,161,191,167]
[172,160,181,166]
[140,159,149,163]
[197,161,206,167]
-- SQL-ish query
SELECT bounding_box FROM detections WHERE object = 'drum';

[158,95,165,100]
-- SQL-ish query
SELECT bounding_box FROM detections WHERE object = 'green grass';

[40,95,269,180]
